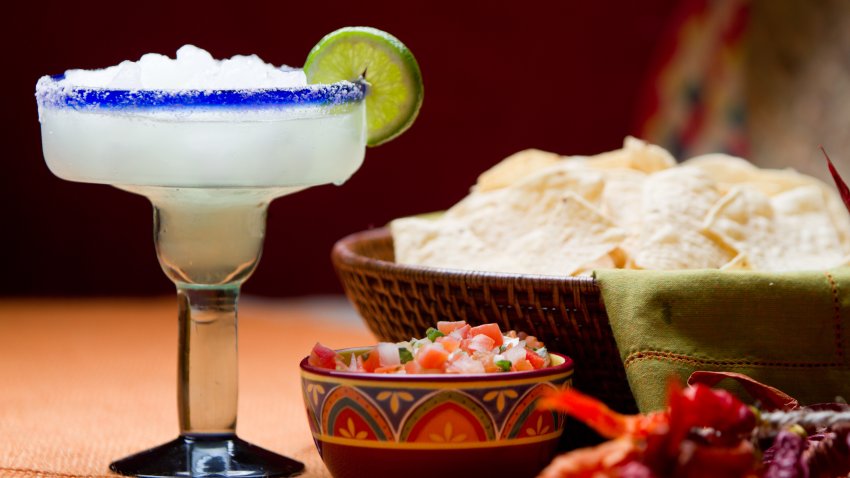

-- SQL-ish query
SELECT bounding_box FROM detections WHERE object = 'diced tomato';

[514,359,534,371]
[404,360,424,374]
[435,335,460,352]
[362,348,381,373]
[417,344,450,370]
[449,324,472,340]
[525,335,543,349]
[308,342,338,370]
[526,350,545,370]
[437,320,468,335]
[470,323,504,347]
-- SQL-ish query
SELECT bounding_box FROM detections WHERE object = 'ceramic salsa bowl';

[299,348,574,478]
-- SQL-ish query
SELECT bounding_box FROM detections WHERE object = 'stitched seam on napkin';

[825,270,845,361]
[624,350,844,369]
[0,466,113,478]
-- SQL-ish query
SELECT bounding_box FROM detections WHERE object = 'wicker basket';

[331,227,638,413]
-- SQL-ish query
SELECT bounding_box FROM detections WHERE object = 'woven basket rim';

[331,227,601,290]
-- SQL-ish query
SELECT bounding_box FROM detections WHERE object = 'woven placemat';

[0,297,375,477]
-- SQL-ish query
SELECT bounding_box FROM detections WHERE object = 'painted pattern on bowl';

[300,351,573,453]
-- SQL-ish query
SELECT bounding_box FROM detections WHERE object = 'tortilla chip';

[393,186,625,276]
[720,253,753,271]
[683,154,759,180]
[815,182,850,253]
[608,247,635,269]
[687,154,850,254]
[769,185,846,270]
[510,161,606,202]
[702,186,774,255]
[391,216,496,271]
[687,154,826,196]
[595,168,646,228]
[587,136,676,173]
[497,192,626,275]
[474,149,562,193]
[703,184,846,271]
[635,168,735,270]
[393,138,850,276]
[573,251,620,276]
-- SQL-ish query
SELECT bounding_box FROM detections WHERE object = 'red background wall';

[4,0,678,297]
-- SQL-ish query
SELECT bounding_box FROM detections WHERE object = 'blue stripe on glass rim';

[36,74,366,110]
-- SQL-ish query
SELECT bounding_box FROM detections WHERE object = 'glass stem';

[177,285,240,435]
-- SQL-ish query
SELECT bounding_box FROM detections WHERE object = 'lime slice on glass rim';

[304,27,423,146]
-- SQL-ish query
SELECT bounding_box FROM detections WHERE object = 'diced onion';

[502,336,520,349]
[377,342,401,367]
[446,354,485,374]
[505,345,526,364]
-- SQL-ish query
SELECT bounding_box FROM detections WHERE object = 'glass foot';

[109,434,305,477]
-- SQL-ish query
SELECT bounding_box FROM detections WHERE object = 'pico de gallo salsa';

[308,320,553,374]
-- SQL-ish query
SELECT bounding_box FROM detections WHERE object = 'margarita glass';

[36,60,366,476]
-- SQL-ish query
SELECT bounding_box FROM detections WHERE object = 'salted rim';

[35,74,366,111]
[300,348,574,382]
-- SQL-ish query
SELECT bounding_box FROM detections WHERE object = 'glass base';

[109,434,305,477]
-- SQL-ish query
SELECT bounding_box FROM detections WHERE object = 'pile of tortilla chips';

[391,137,850,275]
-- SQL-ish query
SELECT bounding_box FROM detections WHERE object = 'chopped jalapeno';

[398,347,414,364]
[495,360,512,372]
[426,327,445,342]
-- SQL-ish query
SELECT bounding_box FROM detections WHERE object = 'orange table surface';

[0,297,376,478]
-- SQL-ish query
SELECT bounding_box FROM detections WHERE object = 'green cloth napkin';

[593,268,850,412]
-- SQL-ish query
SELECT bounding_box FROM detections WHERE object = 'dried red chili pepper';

[821,146,850,215]
[667,381,757,445]
[688,371,799,411]
[538,388,666,439]
[538,381,760,477]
